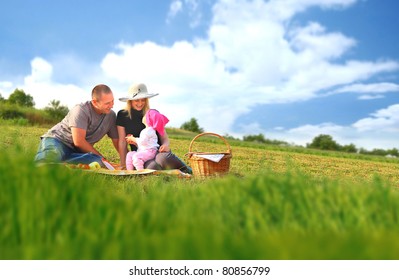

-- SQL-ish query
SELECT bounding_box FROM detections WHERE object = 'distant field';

[1,124,399,259]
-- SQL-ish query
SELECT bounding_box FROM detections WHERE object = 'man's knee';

[35,139,63,162]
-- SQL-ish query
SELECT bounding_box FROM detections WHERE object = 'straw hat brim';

[119,93,159,102]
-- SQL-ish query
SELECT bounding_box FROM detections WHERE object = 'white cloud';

[266,103,399,149]
[0,81,13,97]
[331,82,399,100]
[257,0,358,21]
[101,39,247,132]
[24,57,53,84]
[263,119,399,149]
[20,57,88,109]
[185,0,202,28]
[358,94,385,100]
[166,0,203,28]
[288,22,356,61]
[353,104,399,132]
[100,0,399,136]
[335,82,399,94]
[288,122,344,135]
[2,54,124,109]
[279,122,345,145]
[167,0,183,23]
[256,122,345,147]
[0,81,13,89]
[5,0,399,150]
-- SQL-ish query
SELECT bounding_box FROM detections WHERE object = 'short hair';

[92,84,112,100]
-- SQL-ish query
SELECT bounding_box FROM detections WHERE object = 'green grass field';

[1,124,399,259]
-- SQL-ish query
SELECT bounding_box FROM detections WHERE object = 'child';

[125,109,169,170]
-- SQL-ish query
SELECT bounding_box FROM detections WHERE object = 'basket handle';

[188,132,232,154]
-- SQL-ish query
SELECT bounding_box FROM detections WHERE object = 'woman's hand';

[159,144,170,153]
[125,134,137,146]
[159,132,171,153]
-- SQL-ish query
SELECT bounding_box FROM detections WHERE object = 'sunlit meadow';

[1,124,399,259]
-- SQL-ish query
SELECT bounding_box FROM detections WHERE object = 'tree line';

[238,133,399,157]
[1,88,397,157]
[180,121,399,157]
[0,88,69,124]
[306,134,399,157]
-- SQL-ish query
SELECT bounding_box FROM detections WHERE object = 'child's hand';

[125,134,137,146]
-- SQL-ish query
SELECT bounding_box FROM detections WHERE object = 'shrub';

[0,103,55,126]
[180,118,204,133]
[44,100,69,122]
[307,134,340,151]
[0,104,26,119]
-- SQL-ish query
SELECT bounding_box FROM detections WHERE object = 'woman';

[116,83,192,173]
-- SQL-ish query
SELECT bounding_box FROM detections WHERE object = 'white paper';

[101,159,115,170]
[196,154,225,163]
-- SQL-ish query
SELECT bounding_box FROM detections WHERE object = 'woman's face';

[130,98,147,111]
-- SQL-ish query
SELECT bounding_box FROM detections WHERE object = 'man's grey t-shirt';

[42,101,118,149]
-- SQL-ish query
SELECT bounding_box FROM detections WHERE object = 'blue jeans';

[34,137,104,166]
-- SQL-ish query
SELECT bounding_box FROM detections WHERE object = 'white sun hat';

[119,83,159,102]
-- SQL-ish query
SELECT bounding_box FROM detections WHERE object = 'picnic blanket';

[65,163,191,178]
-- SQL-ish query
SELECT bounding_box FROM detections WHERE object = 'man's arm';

[71,127,103,157]
[111,138,119,152]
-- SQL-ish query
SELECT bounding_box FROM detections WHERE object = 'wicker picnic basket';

[186,132,232,178]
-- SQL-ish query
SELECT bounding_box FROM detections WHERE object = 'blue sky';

[1,0,399,150]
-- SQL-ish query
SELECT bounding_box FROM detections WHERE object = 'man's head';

[91,84,114,114]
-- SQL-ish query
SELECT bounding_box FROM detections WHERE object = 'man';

[34,84,119,167]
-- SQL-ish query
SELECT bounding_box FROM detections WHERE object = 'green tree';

[387,148,399,157]
[341,143,357,153]
[358,148,369,155]
[44,100,69,121]
[243,133,266,143]
[180,117,204,133]
[7,88,35,107]
[307,134,340,151]
[243,133,290,146]
[0,93,5,103]
[369,148,387,157]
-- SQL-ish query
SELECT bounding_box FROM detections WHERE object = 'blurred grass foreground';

[1,124,399,259]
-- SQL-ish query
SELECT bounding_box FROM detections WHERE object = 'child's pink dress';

[126,127,159,170]
[126,109,169,171]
